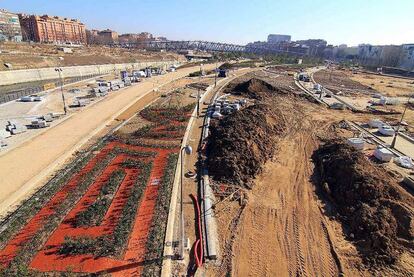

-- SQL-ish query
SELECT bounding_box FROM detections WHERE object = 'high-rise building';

[267,34,291,44]
[0,9,22,42]
[19,14,87,44]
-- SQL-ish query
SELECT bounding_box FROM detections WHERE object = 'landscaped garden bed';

[0,98,194,276]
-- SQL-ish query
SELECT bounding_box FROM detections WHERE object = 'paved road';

[0,64,216,217]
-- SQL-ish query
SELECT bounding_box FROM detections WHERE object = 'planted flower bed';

[0,98,195,276]
[74,169,126,227]
[142,153,178,276]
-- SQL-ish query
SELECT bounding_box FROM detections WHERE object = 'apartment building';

[19,14,87,44]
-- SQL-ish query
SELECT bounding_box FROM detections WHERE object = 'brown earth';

[207,103,286,188]
[203,70,414,277]
[228,78,292,100]
[205,73,344,276]
[313,139,414,268]
[0,41,185,70]
[313,69,376,96]
[349,72,414,98]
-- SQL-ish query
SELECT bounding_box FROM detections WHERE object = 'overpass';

[112,40,307,56]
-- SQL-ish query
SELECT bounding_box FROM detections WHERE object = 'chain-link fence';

[0,74,100,104]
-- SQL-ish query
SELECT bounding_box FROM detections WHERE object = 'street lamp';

[196,64,204,118]
[55,68,67,115]
[179,145,192,260]
[391,93,414,148]
[214,61,218,87]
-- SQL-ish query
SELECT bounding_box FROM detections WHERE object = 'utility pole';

[391,94,413,148]
[197,64,203,118]
[197,88,200,118]
[214,61,218,87]
[55,68,67,115]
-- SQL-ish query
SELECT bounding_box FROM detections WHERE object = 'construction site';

[0,42,414,276]
[0,3,414,275]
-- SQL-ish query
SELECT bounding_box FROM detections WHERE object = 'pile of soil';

[313,139,414,266]
[226,78,292,100]
[207,103,287,189]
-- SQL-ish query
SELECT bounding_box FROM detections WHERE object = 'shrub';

[74,169,126,227]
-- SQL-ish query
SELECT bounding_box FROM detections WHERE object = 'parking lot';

[0,73,123,152]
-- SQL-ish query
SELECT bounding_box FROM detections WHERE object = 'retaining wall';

[0,61,179,86]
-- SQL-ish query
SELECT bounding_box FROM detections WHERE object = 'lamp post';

[55,68,67,115]
[214,61,218,87]
[196,64,203,118]
[391,93,414,148]
[179,145,192,260]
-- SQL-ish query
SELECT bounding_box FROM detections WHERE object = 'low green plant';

[74,169,126,227]
[142,153,178,276]
[56,161,153,258]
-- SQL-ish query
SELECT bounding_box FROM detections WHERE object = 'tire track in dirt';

[232,121,340,277]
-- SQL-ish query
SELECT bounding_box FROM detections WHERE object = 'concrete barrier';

[0,60,180,86]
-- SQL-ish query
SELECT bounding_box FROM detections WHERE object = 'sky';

[2,0,414,47]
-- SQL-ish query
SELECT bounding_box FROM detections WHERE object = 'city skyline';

[1,0,414,47]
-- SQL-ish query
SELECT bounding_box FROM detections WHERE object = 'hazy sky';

[2,0,414,46]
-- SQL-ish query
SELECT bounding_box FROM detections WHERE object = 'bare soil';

[313,139,414,267]
[204,70,414,277]
[0,42,185,71]
[207,104,285,188]
[314,69,376,95]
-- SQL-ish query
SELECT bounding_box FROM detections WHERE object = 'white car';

[20,96,34,102]
[31,95,42,101]
[69,88,81,93]
[378,125,395,136]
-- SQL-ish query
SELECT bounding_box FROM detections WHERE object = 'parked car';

[378,125,395,136]
[20,96,34,102]
[31,95,42,101]
[69,88,81,93]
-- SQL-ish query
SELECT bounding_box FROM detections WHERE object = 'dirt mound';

[207,104,287,188]
[227,78,291,100]
[313,139,414,266]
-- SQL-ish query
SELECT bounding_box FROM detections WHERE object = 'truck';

[145,68,152,78]
[120,70,129,80]
[218,69,227,78]
[108,79,124,91]
[298,73,310,82]
[132,70,146,78]
[71,98,90,107]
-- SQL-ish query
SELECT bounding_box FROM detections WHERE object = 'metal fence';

[0,74,100,104]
